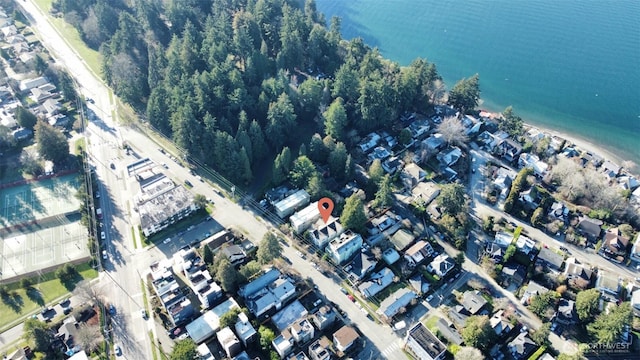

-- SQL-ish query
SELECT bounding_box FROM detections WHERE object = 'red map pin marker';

[318,197,334,224]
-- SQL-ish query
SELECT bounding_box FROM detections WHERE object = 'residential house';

[30,86,55,103]
[408,274,430,296]
[548,201,569,221]
[601,160,620,180]
[631,234,640,264]
[308,336,333,360]
[382,248,401,265]
[221,244,246,265]
[519,186,541,210]
[402,163,427,189]
[290,201,321,234]
[376,288,417,321]
[493,231,514,248]
[493,167,516,201]
[422,133,446,153]
[0,24,17,37]
[435,318,463,345]
[521,281,550,305]
[448,305,470,328]
[150,263,195,327]
[309,218,343,249]
[272,329,295,358]
[555,299,578,325]
[631,289,640,317]
[358,132,381,153]
[411,181,440,206]
[290,318,314,344]
[461,290,488,316]
[427,254,455,277]
[600,227,629,262]
[485,242,504,263]
[536,248,564,271]
[271,300,308,332]
[564,258,593,289]
[515,235,536,256]
[497,138,523,162]
[436,147,462,167]
[490,310,514,337]
[381,131,398,148]
[368,146,392,162]
[440,166,458,182]
[358,267,394,299]
[404,323,446,360]
[326,230,363,265]
[501,263,526,288]
[347,249,377,283]
[311,306,336,331]
[382,156,404,174]
[595,272,621,299]
[518,153,548,178]
[57,316,80,351]
[617,175,640,191]
[234,312,257,347]
[577,216,603,242]
[217,327,242,359]
[508,332,538,360]
[333,325,359,353]
[404,240,434,267]
[409,119,430,139]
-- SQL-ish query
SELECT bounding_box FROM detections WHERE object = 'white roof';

[186,298,239,343]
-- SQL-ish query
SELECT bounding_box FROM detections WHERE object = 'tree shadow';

[1,291,24,313]
[61,272,84,292]
[26,286,45,306]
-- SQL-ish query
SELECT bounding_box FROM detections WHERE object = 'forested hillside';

[53,0,443,186]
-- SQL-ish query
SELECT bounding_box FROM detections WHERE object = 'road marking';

[381,339,402,359]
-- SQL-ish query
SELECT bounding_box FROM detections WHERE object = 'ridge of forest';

[53,0,463,187]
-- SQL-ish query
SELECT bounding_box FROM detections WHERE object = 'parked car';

[114,344,122,356]
[184,180,193,187]
[100,232,106,240]
[140,309,147,319]
[102,250,107,260]
[110,163,115,170]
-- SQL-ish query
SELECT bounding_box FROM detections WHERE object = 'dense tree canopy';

[576,288,600,322]
[53,0,453,190]
[587,302,632,344]
[436,183,467,215]
[170,339,198,360]
[34,120,69,165]
[461,315,495,351]
[448,74,480,114]
[500,106,524,137]
[257,232,282,264]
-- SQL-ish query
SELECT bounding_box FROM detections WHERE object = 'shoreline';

[478,104,638,176]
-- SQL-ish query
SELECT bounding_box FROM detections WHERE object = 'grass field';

[32,0,102,76]
[0,262,98,332]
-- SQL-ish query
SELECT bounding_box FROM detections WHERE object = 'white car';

[102,250,107,260]
[100,231,106,240]
[426,294,434,302]
[163,238,171,244]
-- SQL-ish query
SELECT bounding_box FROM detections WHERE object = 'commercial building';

[137,174,198,237]
[290,201,321,234]
[274,190,310,218]
[404,323,446,360]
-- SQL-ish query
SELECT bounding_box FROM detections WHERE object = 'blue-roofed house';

[358,268,394,299]
[239,268,280,299]
[376,288,417,322]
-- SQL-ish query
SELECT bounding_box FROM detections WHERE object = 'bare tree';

[75,323,102,352]
[437,116,468,146]
[73,280,104,305]
[455,346,485,360]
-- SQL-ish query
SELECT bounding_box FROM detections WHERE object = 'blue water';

[316,0,640,166]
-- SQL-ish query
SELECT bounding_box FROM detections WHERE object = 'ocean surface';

[316,0,640,166]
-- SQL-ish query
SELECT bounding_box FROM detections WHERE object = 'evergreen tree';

[323,97,347,140]
[328,142,348,179]
[34,121,69,165]
[272,147,292,185]
[448,74,480,114]
[289,156,316,189]
[257,232,282,264]
[340,194,367,233]
[373,174,393,209]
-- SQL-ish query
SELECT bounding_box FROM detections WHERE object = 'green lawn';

[32,0,102,76]
[0,263,98,332]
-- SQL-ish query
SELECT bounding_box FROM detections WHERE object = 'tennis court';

[0,174,89,282]
[0,175,81,228]
[0,221,89,281]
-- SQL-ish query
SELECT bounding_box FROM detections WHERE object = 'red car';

[347,295,355,302]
